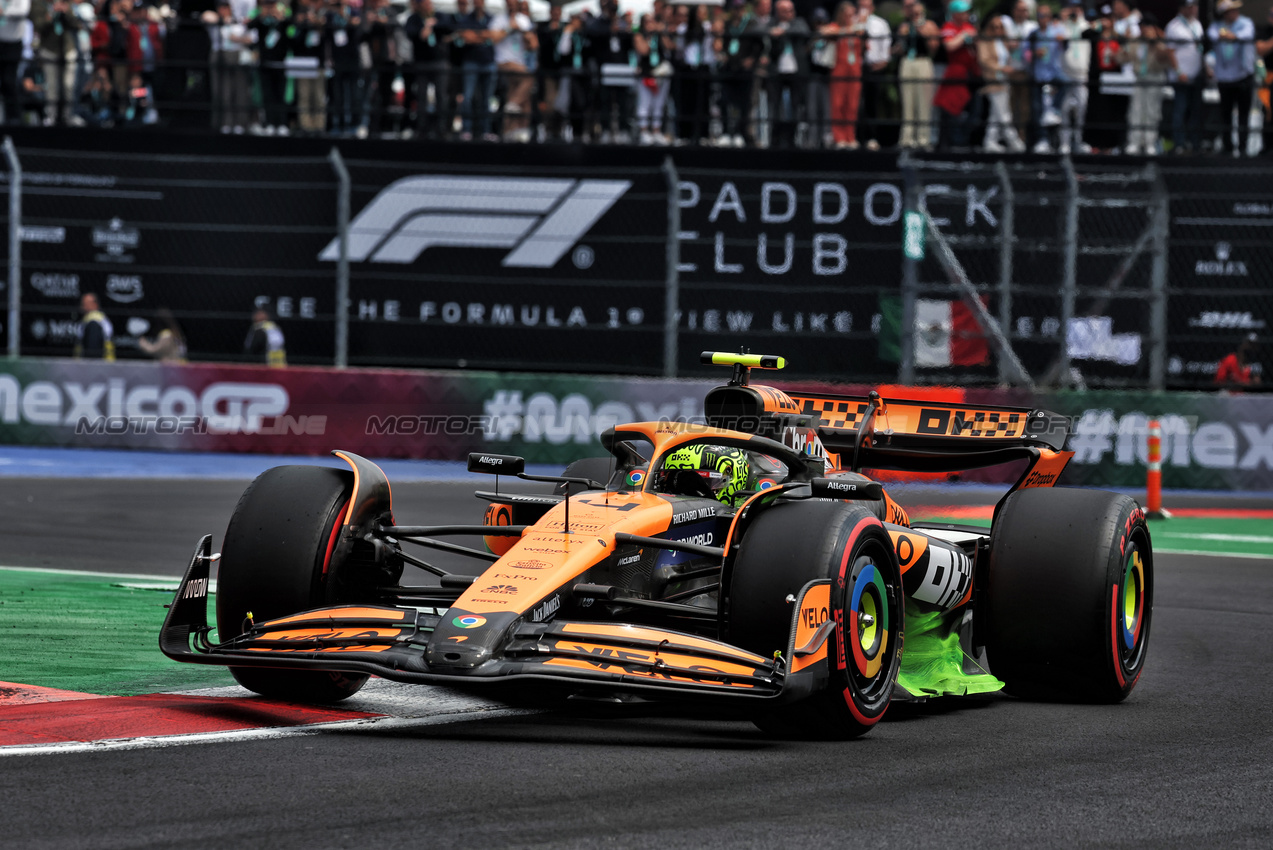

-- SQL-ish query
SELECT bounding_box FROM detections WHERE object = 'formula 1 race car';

[161,352,1153,739]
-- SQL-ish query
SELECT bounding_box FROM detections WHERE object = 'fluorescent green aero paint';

[895,601,1003,698]
[0,568,234,695]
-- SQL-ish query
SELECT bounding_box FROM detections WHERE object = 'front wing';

[161,537,829,704]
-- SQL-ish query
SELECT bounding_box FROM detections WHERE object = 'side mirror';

[467,453,526,476]
[809,477,883,501]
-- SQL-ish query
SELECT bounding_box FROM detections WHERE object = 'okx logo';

[318,176,631,268]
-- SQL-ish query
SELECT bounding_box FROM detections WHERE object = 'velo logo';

[318,176,632,268]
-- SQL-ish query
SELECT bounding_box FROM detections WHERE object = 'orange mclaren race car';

[161,352,1153,739]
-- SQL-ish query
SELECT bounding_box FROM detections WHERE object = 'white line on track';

[1154,532,1273,544]
[0,565,186,581]
[1153,548,1273,560]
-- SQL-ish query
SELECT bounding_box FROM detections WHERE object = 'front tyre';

[985,488,1153,703]
[216,465,369,703]
[727,501,903,739]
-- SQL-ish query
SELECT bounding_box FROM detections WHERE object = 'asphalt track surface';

[4,478,1273,849]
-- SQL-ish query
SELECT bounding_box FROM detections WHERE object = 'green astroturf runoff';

[0,569,235,696]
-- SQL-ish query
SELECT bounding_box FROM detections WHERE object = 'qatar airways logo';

[0,375,301,435]
[318,176,631,268]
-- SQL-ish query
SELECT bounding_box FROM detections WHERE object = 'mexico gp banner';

[0,358,715,463]
[3,359,1271,490]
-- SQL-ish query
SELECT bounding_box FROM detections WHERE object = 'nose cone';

[426,610,518,670]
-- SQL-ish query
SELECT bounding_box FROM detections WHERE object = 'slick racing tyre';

[554,457,616,496]
[985,488,1153,703]
[727,500,903,739]
[216,465,369,703]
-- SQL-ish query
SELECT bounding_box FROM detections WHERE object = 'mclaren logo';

[318,176,631,268]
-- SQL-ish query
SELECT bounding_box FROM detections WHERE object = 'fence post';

[995,161,1015,386]
[662,155,680,378]
[328,146,351,369]
[1058,154,1079,386]
[1148,165,1168,391]
[899,152,918,386]
[4,137,19,359]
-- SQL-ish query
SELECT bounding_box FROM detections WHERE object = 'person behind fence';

[0,0,27,125]
[1001,0,1037,150]
[894,0,938,149]
[673,3,715,145]
[979,14,1025,152]
[1120,12,1173,155]
[405,0,453,140]
[855,0,890,151]
[91,0,131,122]
[325,0,363,136]
[1207,0,1256,157]
[138,309,187,363]
[245,308,287,367]
[1260,6,1273,157]
[359,0,399,138]
[457,0,502,141]
[290,0,327,135]
[1057,0,1092,154]
[492,0,535,142]
[76,292,115,360]
[764,0,808,149]
[806,7,833,149]
[934,0,978,152]
[717,0,754,148]
[124,0,162,124]
[557,10,590,142]
[826,2,864,150]
[534,3,565,140]
[36,0,81,126]
[1166,0,1204,154]
[1215,333,1261,386]
[1084,5,1124,152]
[634,11,670,145]
[1027,4,1066,152]
[588,0,634,143]
[206,0,253,133]
[249,0,290,135]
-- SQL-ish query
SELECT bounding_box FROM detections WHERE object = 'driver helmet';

[661,444,751,505]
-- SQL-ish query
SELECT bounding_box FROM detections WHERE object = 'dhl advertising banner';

[3,359,1270,490]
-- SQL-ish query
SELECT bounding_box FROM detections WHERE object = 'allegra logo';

[318,176,631,268]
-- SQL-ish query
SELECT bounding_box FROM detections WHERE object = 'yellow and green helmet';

[661,444,752,505]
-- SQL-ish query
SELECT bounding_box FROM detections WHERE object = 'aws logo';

[318,176,631,268]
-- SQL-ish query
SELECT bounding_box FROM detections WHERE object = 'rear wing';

[785,391,1070,474]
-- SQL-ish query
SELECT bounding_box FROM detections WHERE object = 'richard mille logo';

[318,176,631,268]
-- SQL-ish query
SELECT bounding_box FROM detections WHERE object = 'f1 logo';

[318,176,631,268]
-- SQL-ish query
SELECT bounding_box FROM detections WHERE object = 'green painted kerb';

[0,569,234,695]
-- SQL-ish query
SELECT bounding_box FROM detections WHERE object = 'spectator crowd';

[9,0,1273,154]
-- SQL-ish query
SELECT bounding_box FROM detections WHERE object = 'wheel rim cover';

[849,562,889,679]
[1120,548,1144,651]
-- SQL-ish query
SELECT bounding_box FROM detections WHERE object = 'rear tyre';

[727,500,903,739]
[216,465,369,703]
[985,488,1153,703]
[555,457,616,495]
